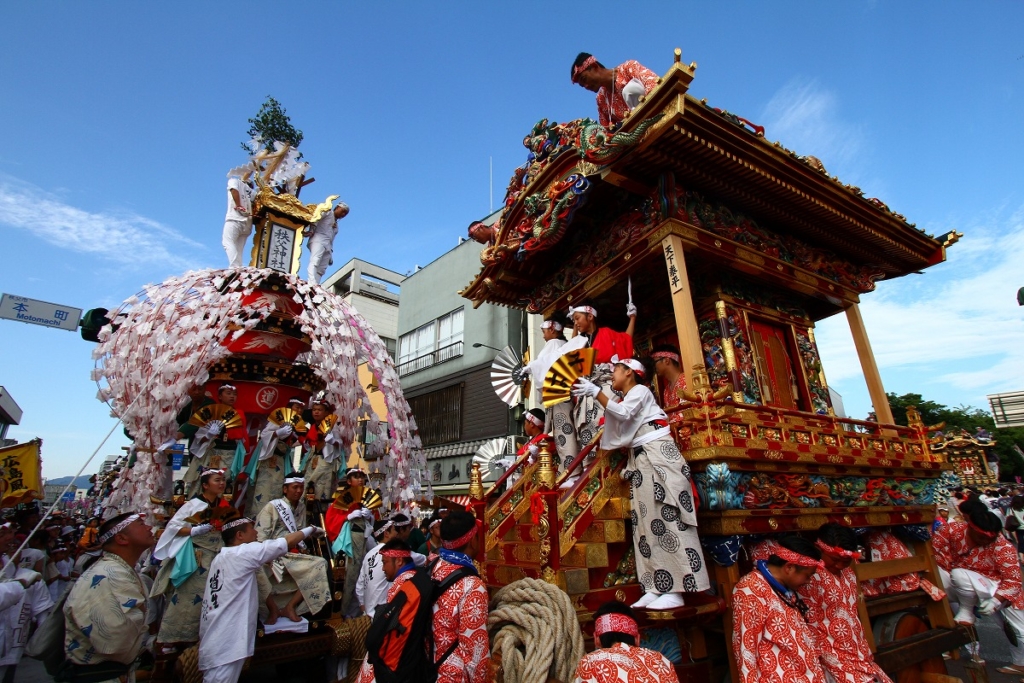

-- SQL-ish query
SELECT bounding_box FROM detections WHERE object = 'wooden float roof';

[462,55,957,313]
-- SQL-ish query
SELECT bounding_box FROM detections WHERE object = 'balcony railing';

[396,341,464,376]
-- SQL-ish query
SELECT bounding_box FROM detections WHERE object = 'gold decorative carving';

[537,440,555,489]
[495,565,527,584]
[735,248,766,266]
[538,538,552,566]
[541,566,558,584]
[469,462,484,500]
[615,590,626,603]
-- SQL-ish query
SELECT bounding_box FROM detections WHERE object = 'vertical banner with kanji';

[0,439,43,507]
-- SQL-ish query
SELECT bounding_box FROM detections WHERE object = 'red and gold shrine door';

[748,319,800,410]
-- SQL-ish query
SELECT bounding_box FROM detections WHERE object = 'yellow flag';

[0,439,43,507]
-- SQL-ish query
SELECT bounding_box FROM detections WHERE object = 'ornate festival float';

[91,127,428,680]
[463,49,968,682]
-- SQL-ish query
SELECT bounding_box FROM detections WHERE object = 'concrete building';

[397,237,529,497]
[0,387,22,442]
[322,258,405,479]
[322,258,404,359]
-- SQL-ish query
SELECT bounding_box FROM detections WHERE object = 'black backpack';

[365,560,477,683]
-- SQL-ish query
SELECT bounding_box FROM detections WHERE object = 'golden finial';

[537,439,555,490]
[469,462,484,501]
[674,47,682,63]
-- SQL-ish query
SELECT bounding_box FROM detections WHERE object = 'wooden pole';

[845,303,895,424]
[662,234,703,390]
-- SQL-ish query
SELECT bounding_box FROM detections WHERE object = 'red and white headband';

[97,514,142,545]
[967,519,1000,540]
[773,545,824,569]
[611,355,645,378]
[651,351,680,363]
[572,55,598,83]
[381,548,412,559]
[568,305,597,318]
[201,468,226,477]
[441,526,477,550]
[594,613,639,639]
[525,412,544,428]
[815,539,862,560]
[541,320,563,332]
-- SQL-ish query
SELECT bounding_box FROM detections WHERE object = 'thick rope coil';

[487,578,585,683]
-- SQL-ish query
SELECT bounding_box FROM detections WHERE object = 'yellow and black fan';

[188,403,244,430]
[542,348,597,407]
[317,413,337,436]
[332,484,383,512]
[268,407,309,434]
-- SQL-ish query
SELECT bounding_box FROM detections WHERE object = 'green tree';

[242,96,303,155]
[886,392,1024,480]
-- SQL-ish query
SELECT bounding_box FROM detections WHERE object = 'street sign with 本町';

[0,293,82,332]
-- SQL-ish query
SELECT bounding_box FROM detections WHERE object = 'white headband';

[611,355,645,377]
[97,514,141,545]
[568,305,597,318]
[541,320,563,332]
[222,517,254,531]
[219,384,237,391]
[374,521,394,539]
[524,412,544,428]
[284,477,305,485]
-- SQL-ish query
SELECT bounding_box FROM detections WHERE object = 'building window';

[408,384,462,446]
[397,307,464,375]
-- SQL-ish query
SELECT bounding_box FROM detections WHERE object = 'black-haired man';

[571,53,658,129]
[199,516,323,683]
[732,536,826,683]
[432,510,489,683]
[573,601,679,683]
[63,513,154,679]
[934,500,1024,672]
[800,524,891,683]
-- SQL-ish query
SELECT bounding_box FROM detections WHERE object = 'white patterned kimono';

[603,385,708,595]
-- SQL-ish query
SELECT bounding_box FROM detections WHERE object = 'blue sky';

[1,2,1022,477]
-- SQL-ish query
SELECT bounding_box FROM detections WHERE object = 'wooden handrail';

[555,429,604,487]
[666,397,921,438]
[482,451,530,499]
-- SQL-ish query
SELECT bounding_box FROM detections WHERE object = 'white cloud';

[0,174,204,269]
[815,206,1024,401]
[760,79,870,186]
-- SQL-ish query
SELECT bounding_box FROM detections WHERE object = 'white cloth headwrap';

[540,320,563,331]
[611,354,645,377]
[97,514,141,545]
[284,477,304,484]
[222,517,254,531]
[567,305,597,318]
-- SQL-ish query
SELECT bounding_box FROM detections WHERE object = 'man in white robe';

[305,203,349,284]
[254,476,330,622]
[521,317,577,470]
[222,175,254,267]
[198,516,323,683]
